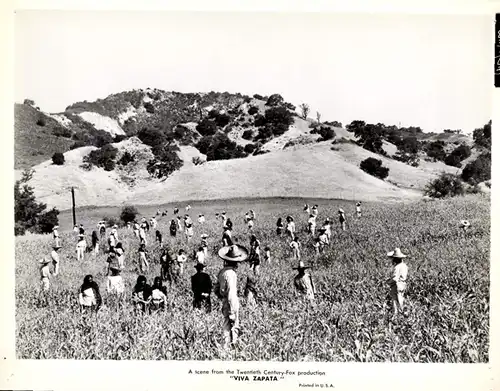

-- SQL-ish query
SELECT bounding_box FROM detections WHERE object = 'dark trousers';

[193,296,212,313]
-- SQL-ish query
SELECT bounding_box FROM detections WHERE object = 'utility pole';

[71,187,76,227]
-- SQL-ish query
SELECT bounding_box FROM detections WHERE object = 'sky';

[14,11,492,133]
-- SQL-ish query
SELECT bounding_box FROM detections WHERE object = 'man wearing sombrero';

[52,225,60,247]
[38,257,51,306]
[293,261,316,303]
[191,263,212,313]
[386,248,409,316]
[214,244,249,348]
[338,208,346,231]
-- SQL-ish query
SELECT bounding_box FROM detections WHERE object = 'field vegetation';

[16,195,490,361]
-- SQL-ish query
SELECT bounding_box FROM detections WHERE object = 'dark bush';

[399,136,420,154]
[120,205,138,224]
[137,127,166,147]
[444,154,462,168]
[312,126,336,141]
[114,134,127,143]
[215,113,230,127]
[244,143,256,153]
[94,132,114,148]
[360,157,389,180]
[144,102,155,113]
[36,118,46,127]
[52,152,65,165]
[254,115,266,127]
[103,215,120,228]
[52,126,72,138]
[147,144,184,179]
[461,153,491,185]
[24,99,35,106]
[118,151,135,166]
[255,126,273,141]
[36,208,60,234]
[242,130,254,140]
[195,133,247,161]
[248,106,259,115]
[196,118,218,136]
[473,121,491,149]
[266,94,284,107]
[83,144,118,171]
[426,140,447,161]
[449,144,471,161]
[425,172,464,198]
[265,106,294,127]
[253,94,264,100]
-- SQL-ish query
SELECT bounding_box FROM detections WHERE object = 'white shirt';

[392,262,408,283]
[51,250,59,263]
[287,221,296,233]
[196,251,205,264]
[215,267,239,316]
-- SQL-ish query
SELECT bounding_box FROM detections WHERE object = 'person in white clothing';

[111,225,119,242]
[76,235,86,261]
[51,245,61,276]
[318,229,329,252]
[195,246,206,265]
[215,244,249,349]
[150,217,158,230]
[139,226,147,246]
[322,219,332,241]
[356,202,362,218]
[286,216,296,238]
[386,248,409,316]
[133,221,140,238]
[307,214,316,235]
[52,226,61,247]
[311,205,319,218]
[177,249,188,276]
[290,235,301,260]
[107,266,125,305]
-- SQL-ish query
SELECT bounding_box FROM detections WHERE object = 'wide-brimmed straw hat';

[194,263,206,270]
[293,260,311,270]
[52,245,62,250]
[39,257,50,264]
[218,244,249,262]
[52,226,59,230]
[387,248,407,258]
[201,234,208,239]
[459,220,470,228]
[78,233,84,238]
[338,208,345,213]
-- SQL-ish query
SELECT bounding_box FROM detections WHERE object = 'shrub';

[192,156,205,166]
[36,208,60,234]
[94,132,115,148]
[360,157,389,180]
[244,143,256,153]
[473,121,491,149]
[196,119,217,136]
[426,140,446,161]
[214,113,231,128]
[266,94,284,107]
[330,121,343,128]
[120,205,138,224]
[36,118,46,127]
[424,172,464,198]
[450,144,472,161]
[393,152,420,167]
[265,106,294,127]
[137,127,166,147]
[114,134,127,143]
[254,115,266,127]
[79,162,93,171]
[312,126,336,141]
[24,98,35,106]
[52,126,72,138]
[103,215,120,228]
[253,94,264,100]
[117,151,135,166]
[83,144,118,172]
[242,130,254,140]
[399,136,420,154]
[144,102,155,113]
[147,144,184,179]
[461,153,491,185]
[248,106,259,116]
[255,126,274,141]
[444,154,462,168]
[52,152,65,165]
[196,133,247,161]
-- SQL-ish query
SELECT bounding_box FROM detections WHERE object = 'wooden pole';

[71,187,76,227]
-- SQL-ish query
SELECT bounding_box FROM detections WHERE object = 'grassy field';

[15,195,490,361]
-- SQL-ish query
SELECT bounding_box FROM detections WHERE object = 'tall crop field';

[15,195,490,361]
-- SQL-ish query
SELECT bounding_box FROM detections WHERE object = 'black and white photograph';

[12,9,492,364]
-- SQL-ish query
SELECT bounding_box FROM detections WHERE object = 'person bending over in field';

[38,258,51,306]
[132,275,152,314]
[293,261,316,305]
[244,274,259,308]
[286,216,296,238]
[198,214,205,224]
[249,235,261,275]
[356,202,362,218]
[107,266,125,307]
[225,218,234,231]
[338,208,346,231]
[290,235,301,260]
[76,234,86,261]
[150,276,168,312]
[276,217,284,236]
[222,226,233,247]
[191,262,212,313]
[138,244,149,274]
[78,275,102,314]
[155,230,163,248]
[249,209,256,220]
[52,225,60,248]
[170,219,177,237]
[318,228,329,252]
[215,244,248,349]
[51,245,61,276]
[386,248,409,317]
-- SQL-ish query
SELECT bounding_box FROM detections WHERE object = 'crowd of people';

[38,201,411,349]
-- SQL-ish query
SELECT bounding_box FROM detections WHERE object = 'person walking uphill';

[191,263,212,313]
[386,248,409,317]
[214,244,249,349]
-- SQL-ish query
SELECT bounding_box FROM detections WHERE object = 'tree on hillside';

[299,103,310,120]
[426,140,446,161]
[14,170,59,235]
[23,98,35,106]
[52,152,65,165]
[83,144,118,171]
[137,127,166,147]
[473,121,491,150]
[461,152,491,185]
[346,120,366,133]
[120,205,138,224]
[347,122,385,154]
[147,144,184,179]
[266,94,285,107]
[360,157,389,179]
[424,173,464,198]
[196,118,218,136]
[398,136,420,154]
